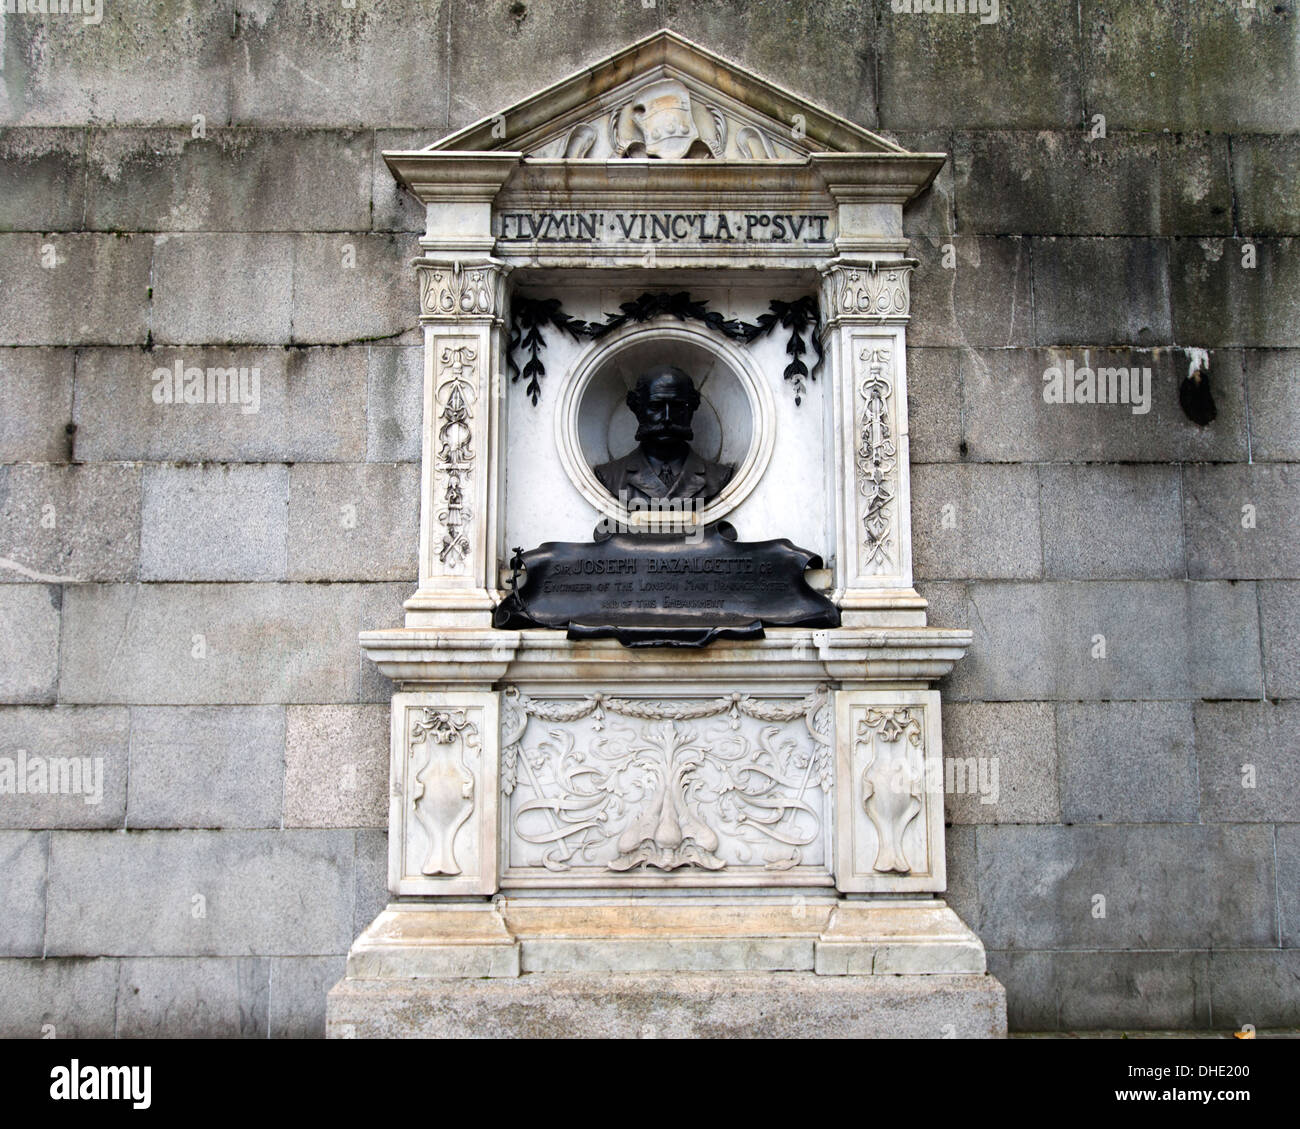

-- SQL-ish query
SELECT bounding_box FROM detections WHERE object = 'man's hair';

[626,364,701,415]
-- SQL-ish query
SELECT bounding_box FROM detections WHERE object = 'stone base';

[326,897,1007,1038]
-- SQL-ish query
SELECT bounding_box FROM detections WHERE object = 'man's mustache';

[636,421,694,441]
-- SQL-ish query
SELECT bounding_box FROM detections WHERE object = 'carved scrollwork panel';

[416,260,507,321]
[853,340,899,576]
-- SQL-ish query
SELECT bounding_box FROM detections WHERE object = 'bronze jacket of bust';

[594,447,734,504]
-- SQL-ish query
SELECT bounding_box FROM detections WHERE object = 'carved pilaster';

[415,257,510,324]
[834,690,944,894]
[820,259,916,326]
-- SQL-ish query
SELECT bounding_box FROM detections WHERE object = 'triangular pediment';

[427,30,905,161]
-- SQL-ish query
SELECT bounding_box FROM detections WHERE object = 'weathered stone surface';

[59,582,409,705]
[366,344,423,462]
[0,129,86,231]
[372,130,429,233]
[989,950,1211,1031]
[73,346,368,463]
[288,463,419,581]
[904,348,962,464]
[890,129,954,241]
[140,464,288,582]
[0,234,151,346]
[0,464,141,583]
[0,1,233,126]
[1039,465,1184,579]
[955,131,1231,236]
[327,971,1007,1038]
[1171,238,1300,348]
[941,580,1261,702]
[0,958,120,1038]
[1195,701,1300,824]
[0,349,75,464]
[284,705,387,829]
[962,347,1248,464]
[1245,350,1300,462]
[1260,582,1300,700]
[1058,702,1197,823]
[910,463,1041,580]
[1233,136,1300,237]
[45,829,356,956]
[354,829,389,936]
[116,957,270,1038]
[944,828,978,935]
[290,233,419,345]
[976,825,1276,950]
[943,701,1058,825]
[1279,825,1300,949]
[877,1,1081,129]
[1032,238,1172,345]
[84,128,373,232]
[152,233,295,345]
[1185,464,1300,580]
[128,706,285,829]
[0,831,47,956]
[231,0,450,127]
[0,706,129,829]
[908,236,1034,348]
[1208,951,1300,1031]
[270,955,347,1038]
[0,585,60,703]
[1082,0,1300,133]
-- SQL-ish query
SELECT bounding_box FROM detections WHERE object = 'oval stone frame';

[555,321,776,530]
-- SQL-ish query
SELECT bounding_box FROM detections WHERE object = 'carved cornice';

[820,259,917,323]
[415,258,509,323]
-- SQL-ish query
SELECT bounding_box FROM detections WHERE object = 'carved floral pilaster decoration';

[856,707,923,874]
[856,344,897,572]
[501,687,834,874]
[409,707,479,877]
[417,259,507,321]
[822,260,915,321]
[434,341,477,569]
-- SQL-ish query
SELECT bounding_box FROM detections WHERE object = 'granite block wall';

[0,0,1296,1035]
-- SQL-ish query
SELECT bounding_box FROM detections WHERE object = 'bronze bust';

[593,364,734,504]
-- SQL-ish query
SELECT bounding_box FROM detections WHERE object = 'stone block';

[944,827,979,931]
[1207,951,1300,1031]
[127,706,285,830]
[877,0,1081,129]
[1279,825,1299,948]
[151,233,295,345]
[910,463,1041,580]
[891,130,955,241]
[1031,237,1172,346]
[354,829,389,934]
[0,233,151,346]
[1039,464,1184,579]
[372,130,428,234]
[366,345,423,462]
[58,582,409,705]
[0,958,120,1038]
[284,705,387,829]
[0,831,47,956]
[231,0,449,127]
[1245,350,1300,462]
[975,824,1276,951]
[45,829,356,957]
[1233,136,1300,237]
[450,0,660,131]
[904,347,963,464]
[1058,701,1197,823]
[0,706,129,829]
[962,346,1248,464]
[1185,464,1300,579]
[290,234,420,345]
[1081,0,1300,133]
[0,464,141,583]
[140,464,288,582]
[1170,238,1300,348]
[953,131,1231,237]
[270,955,347,1038]
[287,463,419,581]
[908,236,1034,348]
[1260,582,1300,700]
[1196,701,1300,824]
[85,128,373,232]
[73,346,368,463]
[0,129,86,231]
[0,585,60,703]
[985,951,1057,1031]
[116,957,270,1038]
[0,0,233,126]
[0,349,75,464]
[943,701,1058,825]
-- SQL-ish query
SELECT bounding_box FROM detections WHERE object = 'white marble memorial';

[327,31,1006,1039]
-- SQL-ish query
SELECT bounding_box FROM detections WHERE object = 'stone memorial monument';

[327,31,1006,1038]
